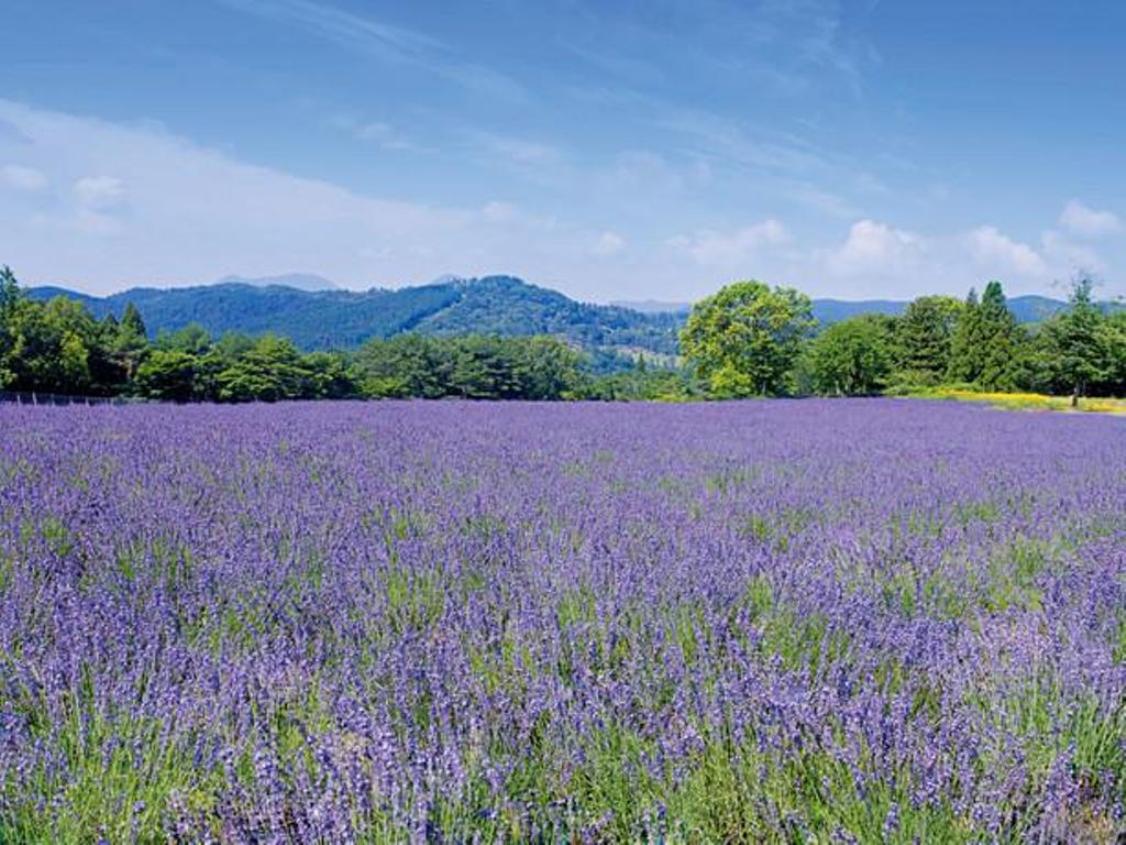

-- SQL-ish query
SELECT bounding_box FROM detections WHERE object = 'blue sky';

[2,0,1125,301]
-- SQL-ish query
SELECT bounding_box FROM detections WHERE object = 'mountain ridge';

[26,276,683,355]
[214,272,339,291]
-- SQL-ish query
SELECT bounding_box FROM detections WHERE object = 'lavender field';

[0,400,1123,843]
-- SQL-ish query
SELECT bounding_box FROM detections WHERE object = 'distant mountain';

[812,294,1121,324]
[27,276,681,355]
[617,298,905,322]
[1004,294,1072,324]
[612,300,692,315]
[615,295,1110,325]
[214,273,339,291]
[415,277,681,353]
[27,277,1116,354]
[810,299,906,323]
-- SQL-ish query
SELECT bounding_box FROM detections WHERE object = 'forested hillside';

[32,276,1112,359]
[28,276,681,355]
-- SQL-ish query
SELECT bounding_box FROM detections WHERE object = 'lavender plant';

[0,400,1122,843]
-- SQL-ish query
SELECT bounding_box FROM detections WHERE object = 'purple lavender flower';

[0,399,1121,841]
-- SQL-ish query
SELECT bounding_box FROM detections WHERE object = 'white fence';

[0,390,137,407]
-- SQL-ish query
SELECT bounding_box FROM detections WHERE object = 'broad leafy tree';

[134,349,199,401]
[807,315,897,396]
[680,281,816,397]
[3,296,98,393]
[215,334,308,402]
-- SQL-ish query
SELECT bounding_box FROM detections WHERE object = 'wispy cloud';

[217,0,526,100]
[657,107,831,175]
[469,132,565,167]
[561,0,875,100]
[220,0,440,57]
[785,183,863,219]
[329,114,425,152]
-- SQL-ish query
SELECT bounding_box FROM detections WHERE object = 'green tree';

[3,297,100,393]
[111,301,149,381]
[1100,311,1126,396]
[1035,277,1115,404]
[512,336,583,399]
[214,331,256,361]
[353,335,446,398]
[0,265,20,317]
[680,281,816,397]
[948,281,1023,389]
[134,349,199,401]
[806,315,897,396]
[895,295,964,383]
[155,323,212,355]
[120,302,146,338]
[300,351,356,399]
[88,314,129,393]
[215,334,307,401]
[573,365,702,401]
[948,288,983,385]
[0,266,24,388]
[448,335,520,399]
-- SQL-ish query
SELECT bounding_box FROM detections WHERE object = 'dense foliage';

[3,268,650,402]
[0,401,1122,841]
[802,314,898,396]
[29,281,1094,353]
[352,334,584,400]
[681,277,1126,400]
[0,267,146,397]
[412,276,682,355]
[5,267,1125,402]
[680,281,816,397]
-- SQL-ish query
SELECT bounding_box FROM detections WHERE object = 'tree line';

[682,278,1126,402]
[0,267,644,401]
[2,265,1124,402]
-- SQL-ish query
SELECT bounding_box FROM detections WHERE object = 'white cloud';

[2,99,1123,302]
[1058,199,1121,238]
[592,231,625,256]
[810,218,1101,299]
[966,226,1047,277]
[74,175,126,210]
[0,99,624,295]
[669,219,789,266]
[825,219,922,276]
[1039,229,1105,274]
[1,164,47,191]
[480,200,519,223]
